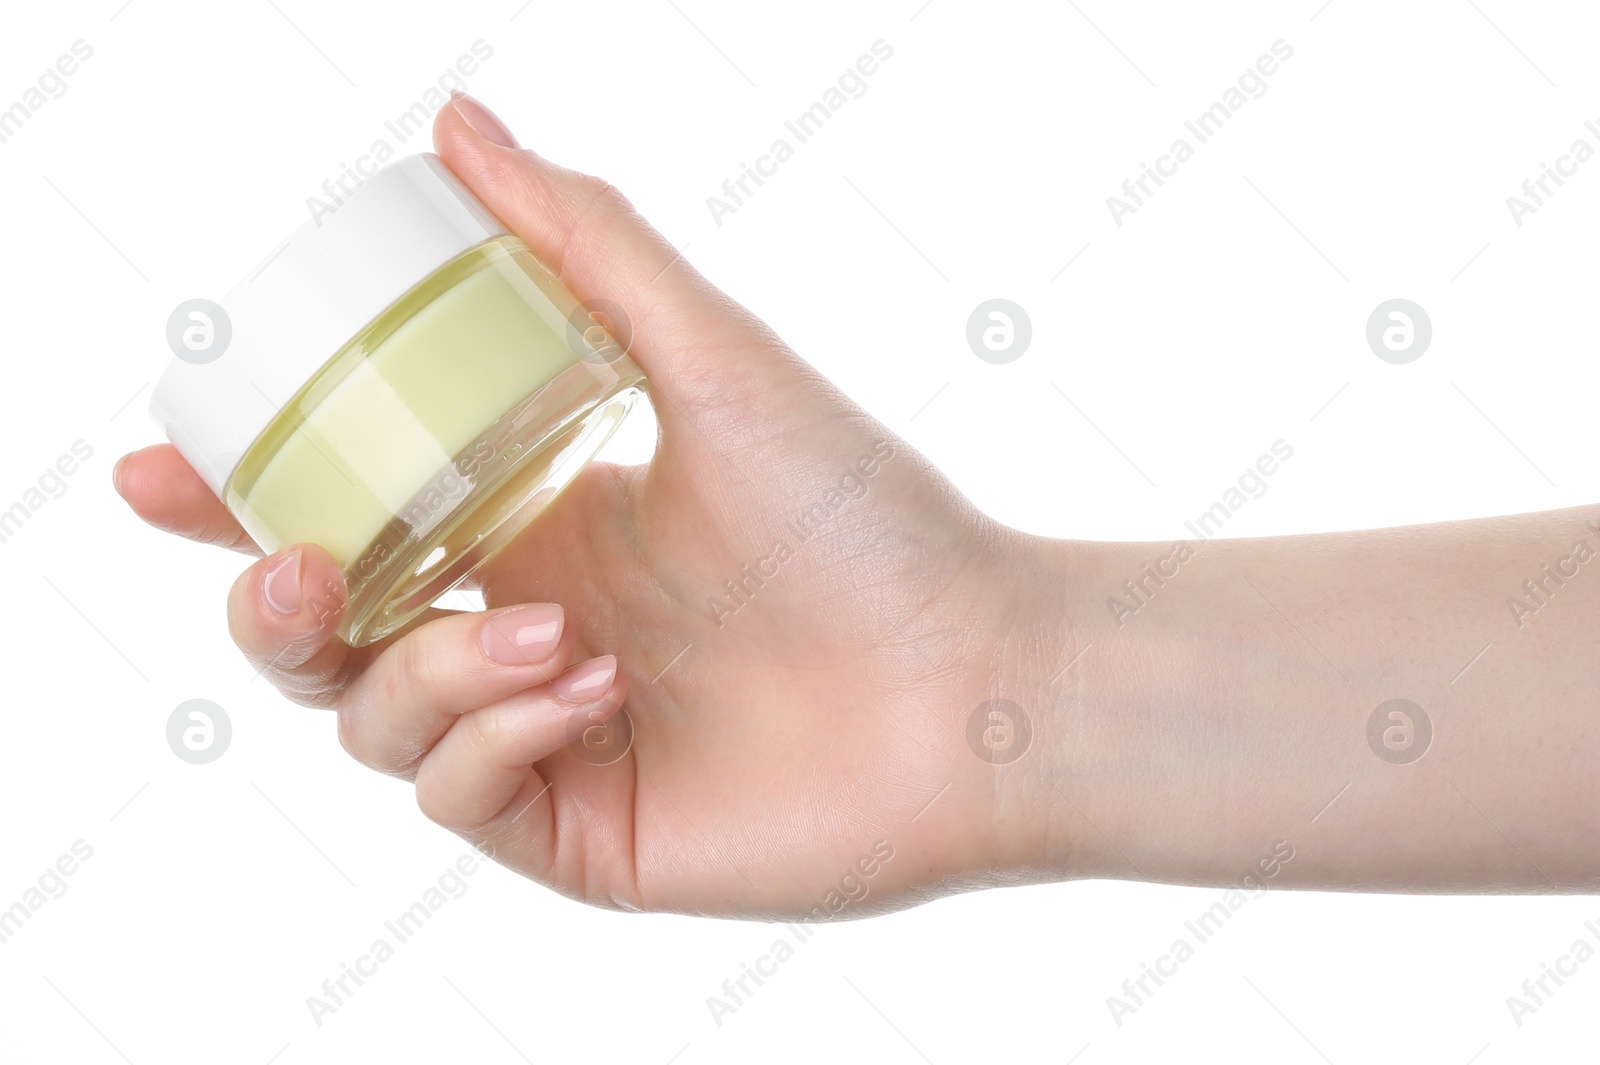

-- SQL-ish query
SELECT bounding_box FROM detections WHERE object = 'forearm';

[1016,504,1600,892]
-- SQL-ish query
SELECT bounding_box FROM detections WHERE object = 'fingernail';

[262,550,302,616]
[450,91,519,148]
[111,455,128,495]
[481,604,564,666]
[551,655,617,702]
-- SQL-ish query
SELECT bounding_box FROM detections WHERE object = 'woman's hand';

[114,95,1071,920]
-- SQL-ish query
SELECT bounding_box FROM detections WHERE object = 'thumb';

[434,93,793,443]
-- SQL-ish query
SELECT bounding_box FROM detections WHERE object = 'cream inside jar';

[151,153,647,645]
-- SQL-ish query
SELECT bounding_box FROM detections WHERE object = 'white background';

[2,0,1597,1061]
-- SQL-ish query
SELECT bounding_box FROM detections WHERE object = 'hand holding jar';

[115,94,1600,917]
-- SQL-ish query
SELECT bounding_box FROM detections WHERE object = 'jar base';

[338,372,646,646]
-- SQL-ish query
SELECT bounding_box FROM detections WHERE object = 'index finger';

[114,443,259,554]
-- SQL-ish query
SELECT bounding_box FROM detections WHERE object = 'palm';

[474,365,1010,917]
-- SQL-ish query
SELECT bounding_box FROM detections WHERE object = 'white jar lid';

[149,152,508,496]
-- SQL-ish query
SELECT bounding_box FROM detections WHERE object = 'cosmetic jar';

[150,153,648,645]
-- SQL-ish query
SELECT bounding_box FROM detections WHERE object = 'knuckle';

[573,174,637,231]
[574,170,622,207]
[414,762,490,833]
[384,631,442,706]
[333,702,389,772]
[414,771,454,827]
[386,739,430,781]
[335,702,425,778]
[294,686,342,712]
[334,706,364,763]
[466,707,507,754]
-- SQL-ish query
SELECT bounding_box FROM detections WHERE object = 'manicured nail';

[450,92,519,148]
[551,655,617,702]
[481,604,564,666]
[262,550,302,616]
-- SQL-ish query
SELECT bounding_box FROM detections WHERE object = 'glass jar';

[151,153,647,645]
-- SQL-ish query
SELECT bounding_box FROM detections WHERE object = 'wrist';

[997,530,1350,893]
[953,526,1115,886]
[910,519,1215,896]
[972,530,1227,889]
